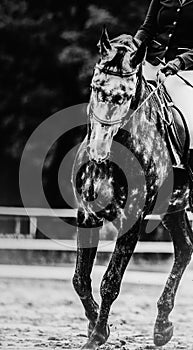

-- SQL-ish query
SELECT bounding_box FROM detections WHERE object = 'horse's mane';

[103,34,136,75]
[109,34,144,110]
[100,33,159,116]
[109,35,160,113]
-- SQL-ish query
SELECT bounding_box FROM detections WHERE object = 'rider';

[134,0,193,162]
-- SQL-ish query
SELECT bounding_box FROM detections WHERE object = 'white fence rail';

[0,207,192,253]
[0,238,174,253]
[0,207,77,238]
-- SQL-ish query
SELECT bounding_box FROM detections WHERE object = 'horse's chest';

[75,152,149,223]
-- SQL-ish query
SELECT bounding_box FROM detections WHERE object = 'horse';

[71,28,193,349]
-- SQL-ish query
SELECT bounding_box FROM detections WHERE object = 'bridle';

[98,63,139,78]
[89,57,168,127]
[88,58,140,126]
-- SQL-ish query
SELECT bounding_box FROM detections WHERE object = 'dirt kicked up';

[0,271,193,350]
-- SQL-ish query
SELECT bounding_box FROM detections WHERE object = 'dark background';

[0,0,149,207]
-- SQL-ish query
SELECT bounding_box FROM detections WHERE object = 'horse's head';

[87,28,146,162]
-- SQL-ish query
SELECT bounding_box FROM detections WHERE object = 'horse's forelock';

[110,34,136,50]
[100,35,136,73]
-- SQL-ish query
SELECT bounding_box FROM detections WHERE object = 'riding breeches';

[143,61,193,148]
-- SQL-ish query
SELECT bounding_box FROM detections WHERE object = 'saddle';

[148,82,193,209]
[156,85,190,166]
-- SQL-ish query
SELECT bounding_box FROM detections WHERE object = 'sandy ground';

[0,267,193,350]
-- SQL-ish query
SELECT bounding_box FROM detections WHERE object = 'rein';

[90,49,193,126]
[157,58,193,89]
[127,80,166,123]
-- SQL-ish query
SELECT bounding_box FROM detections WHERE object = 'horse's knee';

[157,296,174,315]
[72,273,81,295]
[100,273,120,303]
[72,273,91,298]
[178,240,193,264]
[164,213,193,264]
[175,231,193,264]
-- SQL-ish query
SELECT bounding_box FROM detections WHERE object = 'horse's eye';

[90,83,99,92]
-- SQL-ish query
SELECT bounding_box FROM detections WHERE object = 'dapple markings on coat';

[71,29,193,349]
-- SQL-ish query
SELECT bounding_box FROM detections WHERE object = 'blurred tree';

[0,0,149,206]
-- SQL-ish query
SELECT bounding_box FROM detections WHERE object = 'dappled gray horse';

[71,29,193,349]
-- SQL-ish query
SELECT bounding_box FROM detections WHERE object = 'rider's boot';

[188,149,193,210]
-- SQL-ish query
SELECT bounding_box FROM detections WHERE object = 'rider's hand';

[133,37,143,47]
[157,69,166,83]
[160,57,184,76]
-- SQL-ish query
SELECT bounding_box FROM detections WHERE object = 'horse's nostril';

[112,94,124,105]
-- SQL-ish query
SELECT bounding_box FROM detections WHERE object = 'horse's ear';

[97,26,112,57]
[130,41,147,68]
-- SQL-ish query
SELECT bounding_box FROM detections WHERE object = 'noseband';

[89,110,124,126]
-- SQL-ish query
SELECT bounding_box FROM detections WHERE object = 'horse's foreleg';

[154,210,193,346]
[73,212,100,337]
[81,219,142,350]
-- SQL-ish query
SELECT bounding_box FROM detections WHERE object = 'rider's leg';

[165,72,193,184]
[143,63,193,140]
[144,62,193,168]
[164,71,193,148]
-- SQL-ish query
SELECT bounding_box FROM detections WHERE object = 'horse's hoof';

[81,340,97,350]
[82,324,110,349]
[154,321,174,346]
[81,337,100,350]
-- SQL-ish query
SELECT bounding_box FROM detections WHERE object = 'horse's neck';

[128,77,162,152]
[131,77,152,118]
[139,78,159,123]
[131,69,155,114]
